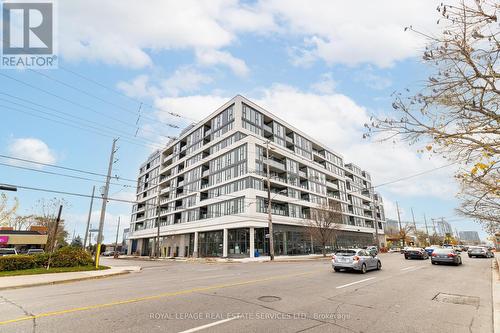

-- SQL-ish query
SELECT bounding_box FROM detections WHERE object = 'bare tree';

[365,0,499,232]
[399,224,415,247]
[305,200,342,257]
[0,193,19,226]
[33,198,69,250]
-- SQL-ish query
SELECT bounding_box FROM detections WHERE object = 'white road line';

[400,266,416,271]
[403,266,424,272]
[336,277,376,289]
[178,316,240,333]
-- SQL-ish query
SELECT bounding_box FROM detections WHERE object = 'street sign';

[0,236,9,244]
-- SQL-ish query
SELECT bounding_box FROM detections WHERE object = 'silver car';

[468,246,494,258]
[332,249,381,273]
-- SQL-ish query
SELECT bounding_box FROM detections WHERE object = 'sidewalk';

[493,253,499,333]
[0,266,141,290]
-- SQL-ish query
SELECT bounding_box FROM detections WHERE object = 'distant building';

[459,231,481,244]
[435,218,453,236]
[0,226,48,251]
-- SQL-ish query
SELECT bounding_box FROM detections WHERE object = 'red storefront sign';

[0,236,9,244]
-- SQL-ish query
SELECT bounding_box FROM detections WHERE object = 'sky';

[0,0,489,243]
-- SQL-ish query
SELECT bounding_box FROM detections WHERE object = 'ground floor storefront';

[130,224,379,258]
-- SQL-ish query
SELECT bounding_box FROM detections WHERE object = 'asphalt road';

[0,253,494,333]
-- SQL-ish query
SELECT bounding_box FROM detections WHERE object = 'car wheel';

[360,263,367,274]
[376,261,381,270]
[404,256,409,260]
[431,261,437,265]
[334,267,340,272]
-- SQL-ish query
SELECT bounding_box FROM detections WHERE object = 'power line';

[58,65,198,123]
[0,91,169,149]
[0,97,167,150]
[0,72,178,141]
[27,68,182,129]
[0,154,135,182]
[0,161,136,189]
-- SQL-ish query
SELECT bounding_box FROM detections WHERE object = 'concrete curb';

[0,266,141,291]
[493,253,499,333]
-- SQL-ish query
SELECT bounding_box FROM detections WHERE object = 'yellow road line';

[0,270,316,326]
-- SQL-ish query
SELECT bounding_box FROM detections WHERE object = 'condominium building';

[128,95,385,258]
[458,231,481,245]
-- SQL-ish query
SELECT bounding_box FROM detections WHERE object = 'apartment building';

[128,95,385,258]
[458,231,481,245]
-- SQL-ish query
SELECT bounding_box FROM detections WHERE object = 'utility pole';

[113,217,120,258]
[265,141,275,261]
[410,208,417,246]
[155,183,162,258]
[396,201,405,247]
[114,217,121,248]
[95,138,118,268]
[423,214,430,246]
[46,205,63,270]
[371,191,380,249]
[83,185,95,250]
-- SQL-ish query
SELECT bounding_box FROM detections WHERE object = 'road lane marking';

[178,316,240,333]
[402,266,423,273]
[0,270,318,326]
[336,277,375,289]
[400,266,416,271]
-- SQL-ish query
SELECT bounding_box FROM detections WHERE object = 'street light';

[0,185,17,191]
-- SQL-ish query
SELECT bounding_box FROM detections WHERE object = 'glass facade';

[228,228,250,257]
[198,231,223,257]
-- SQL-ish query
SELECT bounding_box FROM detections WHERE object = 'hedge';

[0,247,94,271]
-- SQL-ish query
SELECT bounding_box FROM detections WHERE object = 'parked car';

[26,248,45,255]
[400,246,412,254]
[365,246,378,255]
[404,247,429,260]
[388,247,401,253]
[0,248,18,256]
[468,246,494,258]
[332,249,381,274]
[102,251,116,256]
[431,248,462,265]
[424,245,440,256]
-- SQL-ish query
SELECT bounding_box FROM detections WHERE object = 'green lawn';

[0,265,110,277]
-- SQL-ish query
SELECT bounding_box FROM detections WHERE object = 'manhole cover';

[258,296,281,302]
[433,293,480,308]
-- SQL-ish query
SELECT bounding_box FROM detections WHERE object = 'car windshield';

[335,250,356,256]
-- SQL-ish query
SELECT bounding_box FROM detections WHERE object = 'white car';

[0,248,18,256]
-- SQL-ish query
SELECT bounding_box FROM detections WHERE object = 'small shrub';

[50,247,93,267]
[0,255,36,271]
[0,247,93,271]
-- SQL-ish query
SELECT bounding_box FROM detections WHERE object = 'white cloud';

[310,73,337,94]
[161,67,213,96]
[58,0,273,70]
[7,138,57,167]
[354,67,392,90]
[195,49,249,77]
[263,0,441,67]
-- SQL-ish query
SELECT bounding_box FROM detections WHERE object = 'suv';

[0,248,18,256]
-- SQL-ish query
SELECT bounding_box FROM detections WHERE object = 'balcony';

[265,158,286,171]
[202,169,209,177]
[263,123,273,133]
[299,170,307,178]
[326,180,338,189]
